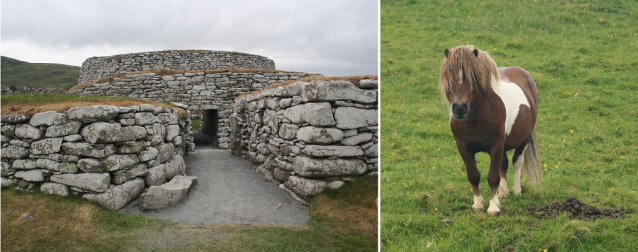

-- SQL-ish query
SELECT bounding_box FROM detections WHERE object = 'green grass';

[191,118,201,131]
[1,56,81,91]
[2,175,377,251]
[381,0,637,251]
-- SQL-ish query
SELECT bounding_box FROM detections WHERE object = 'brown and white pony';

[439,45,541,216]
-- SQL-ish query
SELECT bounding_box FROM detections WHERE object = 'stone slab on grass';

[142,175,197,210]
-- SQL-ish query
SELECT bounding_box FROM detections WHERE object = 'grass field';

[1,56,81,91]
[380,0,637,251]
[1,175,377,251]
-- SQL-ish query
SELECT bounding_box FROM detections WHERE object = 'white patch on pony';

[498,178,508,198]
[473,195,484,210]
[512,145,527,195]
[487,196,500,214]
[493,80,530,135]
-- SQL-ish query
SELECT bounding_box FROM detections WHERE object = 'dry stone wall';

[79,50,275,83]
[70,70,316,149]
[1,104,195,210]
[229,78,379,204]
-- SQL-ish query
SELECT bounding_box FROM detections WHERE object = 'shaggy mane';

[439,45,499,102]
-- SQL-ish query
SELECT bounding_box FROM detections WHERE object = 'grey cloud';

[1,0,378,76]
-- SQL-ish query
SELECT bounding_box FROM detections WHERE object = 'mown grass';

[381,0,637,251]
[1,175,377,251]
[1,93,186,117]
[1,56,81,90]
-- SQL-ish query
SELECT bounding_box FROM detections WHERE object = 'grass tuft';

[1,93,187,117]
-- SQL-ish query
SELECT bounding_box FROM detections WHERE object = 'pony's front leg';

[457,143,483,211]
[487,147,505,216]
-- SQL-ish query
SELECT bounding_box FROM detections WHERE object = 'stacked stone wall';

[79,50,276,84]
[229,78,379,204]
[70,70,316,149]
[1,104,194,210]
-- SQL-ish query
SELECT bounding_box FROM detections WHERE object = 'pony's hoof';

[472,207,484,212]
[498,192,508,199]
[487,210,500,217]
[512,187,522,195]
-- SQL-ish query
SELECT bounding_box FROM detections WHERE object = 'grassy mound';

[1,56,81,91]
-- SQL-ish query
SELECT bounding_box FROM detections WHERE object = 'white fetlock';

[487,197,500,216]
[472,195,484,211]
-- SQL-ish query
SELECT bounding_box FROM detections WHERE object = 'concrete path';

[119,132,309,226]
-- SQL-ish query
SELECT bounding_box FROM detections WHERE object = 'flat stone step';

[141,175,197,210]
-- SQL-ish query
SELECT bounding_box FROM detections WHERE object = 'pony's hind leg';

[512,144,528,195]
[498,151,509,198]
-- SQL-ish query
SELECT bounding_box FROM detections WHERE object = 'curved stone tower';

[78,50,276,83]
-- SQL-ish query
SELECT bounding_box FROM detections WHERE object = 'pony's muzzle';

[452,102,469,119]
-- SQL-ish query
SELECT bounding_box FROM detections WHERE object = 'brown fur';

[439,45,499,104]
[438,45,542,216]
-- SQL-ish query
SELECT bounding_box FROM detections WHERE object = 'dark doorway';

[200,109,219,147]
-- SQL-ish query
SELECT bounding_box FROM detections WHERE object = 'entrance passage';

[200,109,219,147]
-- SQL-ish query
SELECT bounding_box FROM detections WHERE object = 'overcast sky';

[1,0,378,77]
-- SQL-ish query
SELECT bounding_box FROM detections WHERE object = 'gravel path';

[119,133,309,226]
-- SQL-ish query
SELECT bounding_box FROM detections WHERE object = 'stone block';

[359,79,379,89]
[50,173,110,192]
[81,123,146,144]
[139,147,158,162]
[302,145,364,157]
[30,137,63,154]
[340,132,373,146]
[40,182,70,196]
[117,141,147,154]
[12,159,37,169]
[61,142,116,158]
[2,146,29,159]
[14,124,44,140]
[292,156,367,177]
[29,111,68,127]
[334,107,378,129]
[284,176,326,198]
[60,162,78,174]
[15,169,46,182]
[83,178,145,210]
[45,121,82,137]
[103,154,139,171]
[145,164,167,186]
[134,112,158,125]
[142,175,197,210]
[156,143,175,163]
[165,125,180,142]
[1,125,16,137]
[164,155,185,179]
[296,126,343,144]
[36,159,60,171]
[364,143,378,157]
[301,80,377,104]
[63,134,83,142]
[283,102,334,126]
[67,105,119,123]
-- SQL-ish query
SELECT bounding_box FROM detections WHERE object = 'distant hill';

[1,56,81,91]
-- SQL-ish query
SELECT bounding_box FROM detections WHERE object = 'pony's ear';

[473,49,479,57]
[445,49,450,58]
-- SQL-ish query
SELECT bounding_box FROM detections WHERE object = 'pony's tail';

[523,127,542,190]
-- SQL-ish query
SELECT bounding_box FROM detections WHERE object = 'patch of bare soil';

[527,197,626,220]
